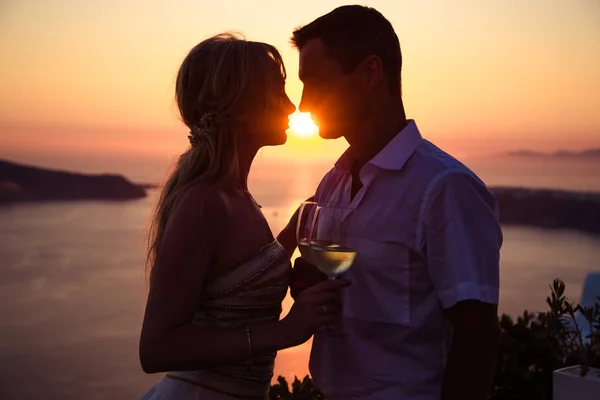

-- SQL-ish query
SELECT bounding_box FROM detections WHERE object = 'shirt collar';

[334,120,422,172]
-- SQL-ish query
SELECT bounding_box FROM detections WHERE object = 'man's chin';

[318,130,344,140]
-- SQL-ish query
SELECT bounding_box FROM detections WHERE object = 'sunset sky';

[1,0,598,176]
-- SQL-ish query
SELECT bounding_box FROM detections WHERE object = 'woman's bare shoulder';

[174,181,231,221]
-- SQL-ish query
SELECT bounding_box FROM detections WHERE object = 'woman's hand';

[290,257,328,300]
[281,278,351,346]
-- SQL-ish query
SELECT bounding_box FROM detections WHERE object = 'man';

[278,5,503,400]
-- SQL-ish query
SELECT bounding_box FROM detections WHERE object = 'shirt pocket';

[343,237,410,325]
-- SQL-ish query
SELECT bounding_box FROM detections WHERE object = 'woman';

[138,34,349,400]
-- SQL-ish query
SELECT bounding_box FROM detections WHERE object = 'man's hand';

[442,300,501,400]
[290,257,327,300]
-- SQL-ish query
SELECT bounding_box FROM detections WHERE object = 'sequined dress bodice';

[166,240,291,399]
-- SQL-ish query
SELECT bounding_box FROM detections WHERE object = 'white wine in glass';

[309,242,356,279]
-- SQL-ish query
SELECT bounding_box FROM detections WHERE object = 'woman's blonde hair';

[146,33,286,281]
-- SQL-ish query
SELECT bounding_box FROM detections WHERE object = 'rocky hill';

[0,159,146,203]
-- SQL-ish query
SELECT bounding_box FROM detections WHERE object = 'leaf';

[553,279,566,298]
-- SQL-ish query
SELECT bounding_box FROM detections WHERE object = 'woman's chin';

[274,135,288,146]
[263,131,288,147]
[270,129,288,146]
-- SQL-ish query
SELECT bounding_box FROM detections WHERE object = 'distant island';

[491,187,600,235]
[0,159,146,203]
[505,148,600,158]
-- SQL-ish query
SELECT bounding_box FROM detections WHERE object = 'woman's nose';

[283,95,295,115]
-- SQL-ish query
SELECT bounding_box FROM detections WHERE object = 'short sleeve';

[422,171,502,309]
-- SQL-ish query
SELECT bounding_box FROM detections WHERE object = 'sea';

[1,155,599,400]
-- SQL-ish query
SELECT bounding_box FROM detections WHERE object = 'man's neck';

[345,102,407,168]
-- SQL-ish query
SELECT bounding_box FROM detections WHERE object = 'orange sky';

[0,0,598,168]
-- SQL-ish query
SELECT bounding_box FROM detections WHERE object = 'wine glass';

[296,201,319,264]
[310,205,357,336]
[309,205,356,280]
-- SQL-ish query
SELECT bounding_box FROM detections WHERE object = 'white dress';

[139,241,291,400]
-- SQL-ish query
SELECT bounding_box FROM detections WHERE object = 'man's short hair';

[291,5,402,97]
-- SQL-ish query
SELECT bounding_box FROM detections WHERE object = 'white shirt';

[309,120,502,400]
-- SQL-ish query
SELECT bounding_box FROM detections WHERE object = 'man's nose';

[298,92,312,113]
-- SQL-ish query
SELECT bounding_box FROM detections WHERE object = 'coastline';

[1,159,599,235]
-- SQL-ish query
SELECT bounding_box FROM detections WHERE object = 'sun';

[288,112,319,138]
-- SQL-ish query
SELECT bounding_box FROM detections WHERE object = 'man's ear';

[362,55,384,89]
